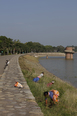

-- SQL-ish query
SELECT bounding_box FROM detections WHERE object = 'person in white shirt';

[33,72,44,82]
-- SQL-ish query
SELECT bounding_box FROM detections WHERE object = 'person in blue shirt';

[44,90,59,107]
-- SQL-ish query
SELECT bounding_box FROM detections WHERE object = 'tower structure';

[65,47,74,59]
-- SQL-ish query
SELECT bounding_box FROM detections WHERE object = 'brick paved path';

[0,55,43,116]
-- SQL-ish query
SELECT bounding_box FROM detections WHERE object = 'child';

[4,59,10,69]
[33,72,44,82]
[14,82,23,88]
[47,81,54,87]
[6,59,10,66]
[44,89,59,106]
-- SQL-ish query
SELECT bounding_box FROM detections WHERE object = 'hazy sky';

[0,0,77,47]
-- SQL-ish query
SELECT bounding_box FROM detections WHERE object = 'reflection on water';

[39,53,77,88]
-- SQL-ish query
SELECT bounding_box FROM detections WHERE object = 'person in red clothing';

[47,81,54,87]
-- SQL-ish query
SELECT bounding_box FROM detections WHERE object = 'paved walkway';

[0,55,43,116]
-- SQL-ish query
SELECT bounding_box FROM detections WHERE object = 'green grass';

[19,55,77,116]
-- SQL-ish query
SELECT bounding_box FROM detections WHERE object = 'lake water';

[39,53,77,88]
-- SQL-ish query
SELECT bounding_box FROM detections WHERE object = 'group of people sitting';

[33,72,60,106]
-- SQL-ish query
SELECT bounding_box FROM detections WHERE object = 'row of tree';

[0,36,76,55]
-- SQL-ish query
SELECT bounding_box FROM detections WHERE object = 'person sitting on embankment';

[14,82,23,88]
[33,72,44,82]
[47,81,54,87]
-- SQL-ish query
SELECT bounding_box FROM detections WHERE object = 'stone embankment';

[30,52,65,57]
[0,54,43,116]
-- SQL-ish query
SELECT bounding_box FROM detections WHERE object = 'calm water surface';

[39,53,77,88]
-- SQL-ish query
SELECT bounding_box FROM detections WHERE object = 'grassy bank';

[19,54,77,116]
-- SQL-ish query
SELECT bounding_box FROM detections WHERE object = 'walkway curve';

[0,54,43,116]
